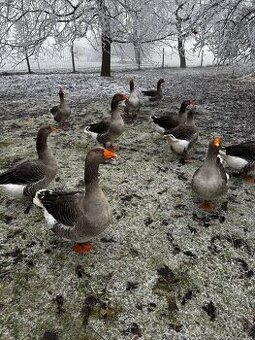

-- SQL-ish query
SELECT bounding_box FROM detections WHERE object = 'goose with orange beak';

[84,93,128,150]
[191,136,228,212]
[0,125,58,212]
[33,147,118,254]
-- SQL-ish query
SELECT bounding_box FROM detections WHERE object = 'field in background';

[0,38,214,73]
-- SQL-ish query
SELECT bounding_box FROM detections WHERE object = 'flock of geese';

[0,78,254,253]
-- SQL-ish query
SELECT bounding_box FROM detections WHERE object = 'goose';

[164,108,198,163]
[84,93,128,149]
[220,141,255,183]
[150,99,192,134]
[0,125,58,213]
[33,147,118,253]
[50,87,71,127]
[142,78,165,102]
[124,79,140,119]
[191,136,228,212]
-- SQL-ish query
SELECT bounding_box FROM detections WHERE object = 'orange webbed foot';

[72,242,93,254]
[241,174,255,184]
[198,201,214,213]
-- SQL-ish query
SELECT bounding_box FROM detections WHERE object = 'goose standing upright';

[124,79,140,119]
[0,125,58,212]
[220,141,255,183]
[50,87,71,127]
[192,136,228,212]
[33,147,118,254]
[164,108,198,163]
[142,78,165,102]
[84,93,128,149]
[151,99,192,134]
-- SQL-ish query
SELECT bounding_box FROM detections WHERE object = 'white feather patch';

[171,139,189,154]
[224,155,248,171]
[84,126,98,140]
[0,184,25,198]
[33,190,45,208]
[128,93,140,107]
[150,121,165,134]
[43,209,57,227]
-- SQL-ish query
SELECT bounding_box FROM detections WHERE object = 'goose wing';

[0,159,46,185]
[36,190,83,226]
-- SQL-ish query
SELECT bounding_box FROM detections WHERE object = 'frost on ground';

[0,65,254,340]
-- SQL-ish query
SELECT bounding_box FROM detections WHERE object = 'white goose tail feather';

[84,126,98,140]
[33,189,45,208]
[33,189,57,227]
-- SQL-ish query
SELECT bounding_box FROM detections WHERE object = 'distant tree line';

[0,0,254,76]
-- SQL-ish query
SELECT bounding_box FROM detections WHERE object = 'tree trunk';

[134,42,141,70]
[100,34,111,77]
[71,43,76,73]
[25,50,32,73]
[178,37,186,68]
[162,47,165,68]
[200,49,204,67]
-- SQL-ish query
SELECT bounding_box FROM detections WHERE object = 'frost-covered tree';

[0,0,53,72]
[193,0,255,64]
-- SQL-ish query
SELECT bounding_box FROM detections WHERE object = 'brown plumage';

[192,136,228,212]
[50,87,71,127]
[142,78,165,101]
[164,108,198,162]
[150,99,192,133]
[33,147,118,253]
[84,93,128,149]
[0,125,58,212]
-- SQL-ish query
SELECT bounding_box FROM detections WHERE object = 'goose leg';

[240,174,255,183]
[240,162,255,183]
[24,201,34,214]
[51,223,94,253]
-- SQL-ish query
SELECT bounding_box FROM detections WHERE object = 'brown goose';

[0,125,58,212]
[220,141,255,183]
[50,87,71,127]
[164,108,198,163]
[84,93,128,149]
[124,79,140,119]
[191,136,228,212]
[33,147,118,254]
[150,99,192,133]
[142,78,165,102]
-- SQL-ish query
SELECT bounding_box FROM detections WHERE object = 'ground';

[0,65,254,340]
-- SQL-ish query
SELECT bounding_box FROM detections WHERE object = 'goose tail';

[84,126,98,140]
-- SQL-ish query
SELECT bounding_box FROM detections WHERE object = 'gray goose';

[150,99,192,134]
[192,136,228,212]
[220,141,255,183]
[164,108,198,163]
[84,93,128,149]
[0,125,58,213]
[33,147,118,254]
[50,87,71,128]
[142,78,165,102]
[124,79,140,120]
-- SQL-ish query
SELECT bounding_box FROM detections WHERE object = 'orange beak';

[50,126,57,133]
[123,95,129,102]
[212,136,221,147]
[103,149,118,159]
